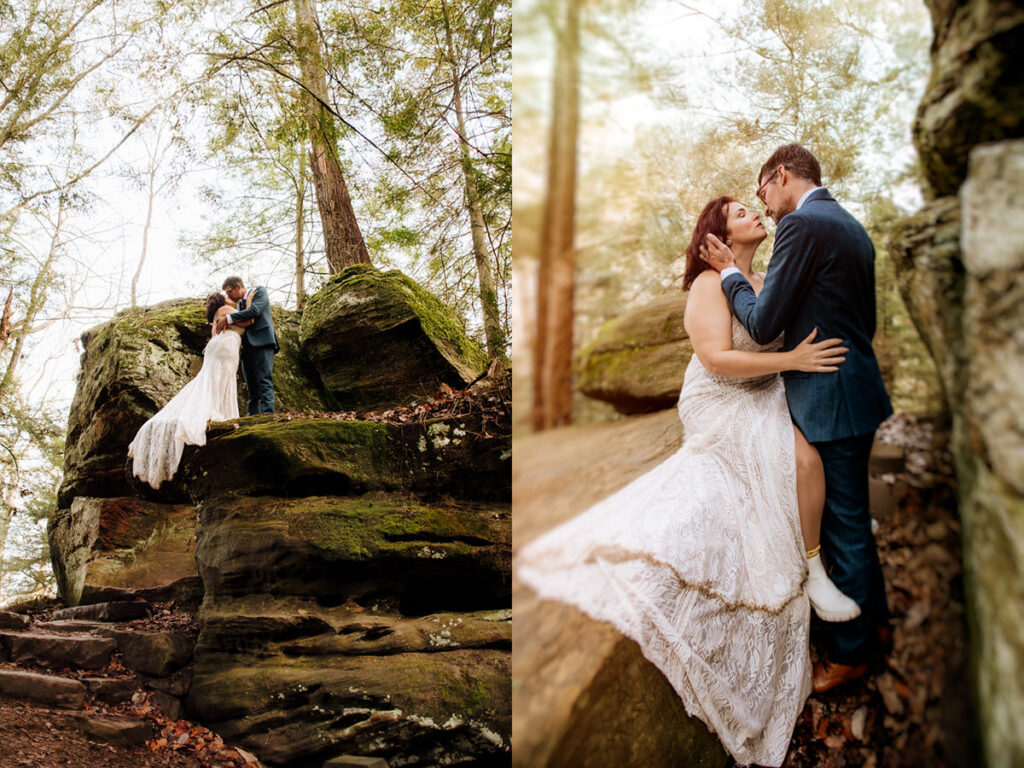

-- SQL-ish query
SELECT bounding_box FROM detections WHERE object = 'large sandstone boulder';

[59,299,327,506]
[889,3,1024,763]
[185,490,511,765]
[51,283,512,765]
[512,412,725,766]
[48,496,197,606]
[892,142,1024,767]
[299,265,488,411]
[575,293,692,414]
[176,385,512,765]
[60,299,210,506]
[913,0,1024,197]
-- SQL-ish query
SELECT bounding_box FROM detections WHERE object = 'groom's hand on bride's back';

[214,317,228,333]
[699,233,736,273]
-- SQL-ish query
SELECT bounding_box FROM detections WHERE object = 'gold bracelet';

[805,544,821,559]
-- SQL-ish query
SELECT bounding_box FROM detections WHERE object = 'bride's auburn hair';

[682,196,735,291]
[206,292,226,324]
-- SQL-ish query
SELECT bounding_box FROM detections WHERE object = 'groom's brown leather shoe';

[812,659,869,694]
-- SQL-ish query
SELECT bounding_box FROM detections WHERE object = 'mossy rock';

[298,265,488,411]
[180,413,510,503]
[262,306,330,415]
[575,292,693,415]
[60,299,210,505]
[888,197,964,404]
[186,648,510,767]
[194,492,510,610]
[60,299,328,507]
[914,0,1024,198]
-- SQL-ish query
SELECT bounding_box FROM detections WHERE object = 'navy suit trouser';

[813,432,890,665]
[241,345,275,415]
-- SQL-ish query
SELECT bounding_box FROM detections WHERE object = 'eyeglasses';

[756,167,782,205]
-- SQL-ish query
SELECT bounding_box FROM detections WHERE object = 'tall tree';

[439,0,507,358]
[293,0,371,272]
[182,72,321,308]
[532,0,580,430]
[348,0,511,356]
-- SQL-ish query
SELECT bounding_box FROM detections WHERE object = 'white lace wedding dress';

[516,316,812,767]
[128,326,243,489]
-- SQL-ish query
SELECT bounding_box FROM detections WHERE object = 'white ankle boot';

[806,552,861,622]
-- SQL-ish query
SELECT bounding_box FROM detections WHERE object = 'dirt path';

[0,697,201,768]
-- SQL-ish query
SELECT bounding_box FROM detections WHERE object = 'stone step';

[109,629,193,678]
[0,631,115,670]
[50,600,149,622]
[72,713,155,745]
[0,611,30,630]
[79,576,203,607]
[0,669,87,708]
[82,676,140,704]
[34,619,111,634]
[324,757,390,768]
[870,441,905,475]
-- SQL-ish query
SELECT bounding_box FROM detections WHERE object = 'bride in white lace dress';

[128,292,253,489]
[516,197,859,766]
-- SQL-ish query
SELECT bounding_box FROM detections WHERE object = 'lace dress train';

[128,329,242,489]
[516,317,812,767]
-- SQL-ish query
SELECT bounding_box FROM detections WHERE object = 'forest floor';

[778,414,979,768]
[0,686,263,768]
[0,602,263,768]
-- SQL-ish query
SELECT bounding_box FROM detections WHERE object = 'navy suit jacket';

[721,188,892,443]
[229,286,279,353]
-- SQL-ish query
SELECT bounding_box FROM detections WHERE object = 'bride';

[128,292,253,489]
[516,196,859,766]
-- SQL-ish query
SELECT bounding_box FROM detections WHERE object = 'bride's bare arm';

[214,305,254,331]
[683,272,847,377]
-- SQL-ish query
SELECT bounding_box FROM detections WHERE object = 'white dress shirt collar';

[796,186,823,210]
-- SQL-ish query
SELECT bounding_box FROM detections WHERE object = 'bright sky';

[514,0,928,211]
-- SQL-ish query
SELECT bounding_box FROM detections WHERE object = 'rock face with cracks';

[889,2,1024,764]
[51,271,510,766]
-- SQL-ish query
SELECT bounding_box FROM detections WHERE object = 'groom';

[216,276,279,414]
[700,145,893,693]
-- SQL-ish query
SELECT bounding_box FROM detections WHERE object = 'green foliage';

[527,0,939,420]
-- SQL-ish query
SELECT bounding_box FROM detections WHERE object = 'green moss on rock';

[186,650,510,765]
[298,265,487,411]
[60,299,330,507]
[182,412,510,503]
[576,293,694,414]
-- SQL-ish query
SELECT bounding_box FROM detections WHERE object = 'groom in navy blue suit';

[217,276,279,414]
[700,145,893,692]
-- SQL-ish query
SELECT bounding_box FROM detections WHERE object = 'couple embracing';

[517,145,892,766]
[128,276,279,490]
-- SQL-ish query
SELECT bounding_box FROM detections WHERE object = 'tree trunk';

[0,203,64,403]
[131,164,157,307]
[532,0,580,430]
[0,289,12,357]
[293,0,370,273]
[0,482,15,605]
[295,154,307,310]
[442,0,506,360]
